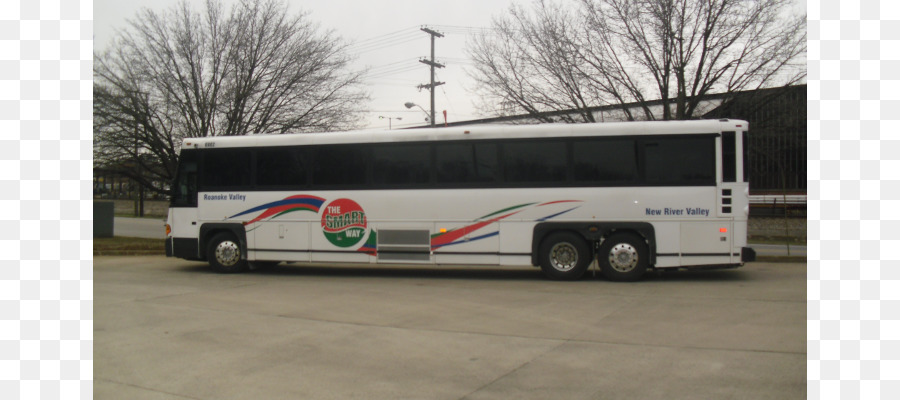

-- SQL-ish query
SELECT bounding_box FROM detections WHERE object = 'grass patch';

[94,236,166,256]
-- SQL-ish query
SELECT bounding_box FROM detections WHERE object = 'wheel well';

[532,222,656,266]
[540,229,590,248]
[199,224,247,261]
[598,229,649,246]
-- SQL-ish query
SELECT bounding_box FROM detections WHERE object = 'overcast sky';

[94,0,517,130]
[94,0,807,131]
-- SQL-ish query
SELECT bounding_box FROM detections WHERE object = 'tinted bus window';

[503,140,567,183]
[201,149,251,189]
[722,131,736,183]
[742,133,749,182]
[257,148,308,188]
[373,144,432,185]
[312,145,369,187]
[171,149,199,206]
[436,142,499,184]
[573,139,638,184]
[643,136,715,185]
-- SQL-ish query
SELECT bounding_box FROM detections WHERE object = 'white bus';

[165,119,755,281]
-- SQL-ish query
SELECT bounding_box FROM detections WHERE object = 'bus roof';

[180,119,748,150]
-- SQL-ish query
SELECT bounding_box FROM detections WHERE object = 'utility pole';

[417,26,444,127]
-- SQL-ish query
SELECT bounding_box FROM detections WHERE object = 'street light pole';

[378,116,402,130]
[404,102,430,125]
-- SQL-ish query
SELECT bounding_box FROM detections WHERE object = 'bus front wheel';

[599,233,648,282]
[207,232,248,273]
[539,232,591,280]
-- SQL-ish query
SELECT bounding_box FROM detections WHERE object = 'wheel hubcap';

[215,241,240,267]
[608,243,638,272]
[550,242,578,271]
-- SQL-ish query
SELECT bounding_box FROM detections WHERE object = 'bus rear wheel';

[207,232,248,273]
[539,232,591,280]
[599,233,648,282]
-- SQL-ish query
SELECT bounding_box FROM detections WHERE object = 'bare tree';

[467,0,806,121]
[468,1,596,123]
[94,0,368,195]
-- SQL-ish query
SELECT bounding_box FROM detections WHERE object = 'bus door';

[168,149,201,258]
[715,130,748,261]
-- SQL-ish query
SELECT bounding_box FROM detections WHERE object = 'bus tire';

[599,233,648,282]
[539,232,591,281]
[207,232,247,273]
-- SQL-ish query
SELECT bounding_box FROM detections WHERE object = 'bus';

[165,119,755,281]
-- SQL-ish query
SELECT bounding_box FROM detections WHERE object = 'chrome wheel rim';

[550,242,578,272]
[215,240,241,267]
[608,243,638,272]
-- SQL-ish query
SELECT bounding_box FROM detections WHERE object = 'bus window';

[312,145,369,187]
[643,136,715,186]
[572,138,638,185]
[742,132,749,182]
[257,148,308,188]
[171,149,198,207]
[722,131,736,183]
[436,142,499,185]
[503,140,566,184]
[373,143,432,186]
[200,149,251,189]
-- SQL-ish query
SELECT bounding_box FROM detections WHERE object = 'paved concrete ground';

[95,257,805,400]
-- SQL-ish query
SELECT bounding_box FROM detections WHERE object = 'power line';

[349,33,418,51]
[364,57,470,82]
[349,33,422,54]
[347,26,426,54]
[437,73,455,113]
[367,78,420,85]
[362,58,421,77]
[367,57,418,68]
[365,65,421,80]
[439,57,475,66]
[348,24,494,55]
[366,78,421,86]
[367,75,420,82]
[348,25,419,47]
[429,24,500,36]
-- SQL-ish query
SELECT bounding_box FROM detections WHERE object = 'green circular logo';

[321,198,367,248]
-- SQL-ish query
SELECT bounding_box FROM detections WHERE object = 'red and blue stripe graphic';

[228,195,326,226]
[430,200,583,250]
[536,200,582,221]
[357,230,377,256]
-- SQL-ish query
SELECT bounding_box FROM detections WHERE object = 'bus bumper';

[741,247,756,262]
[168,237,202,260]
